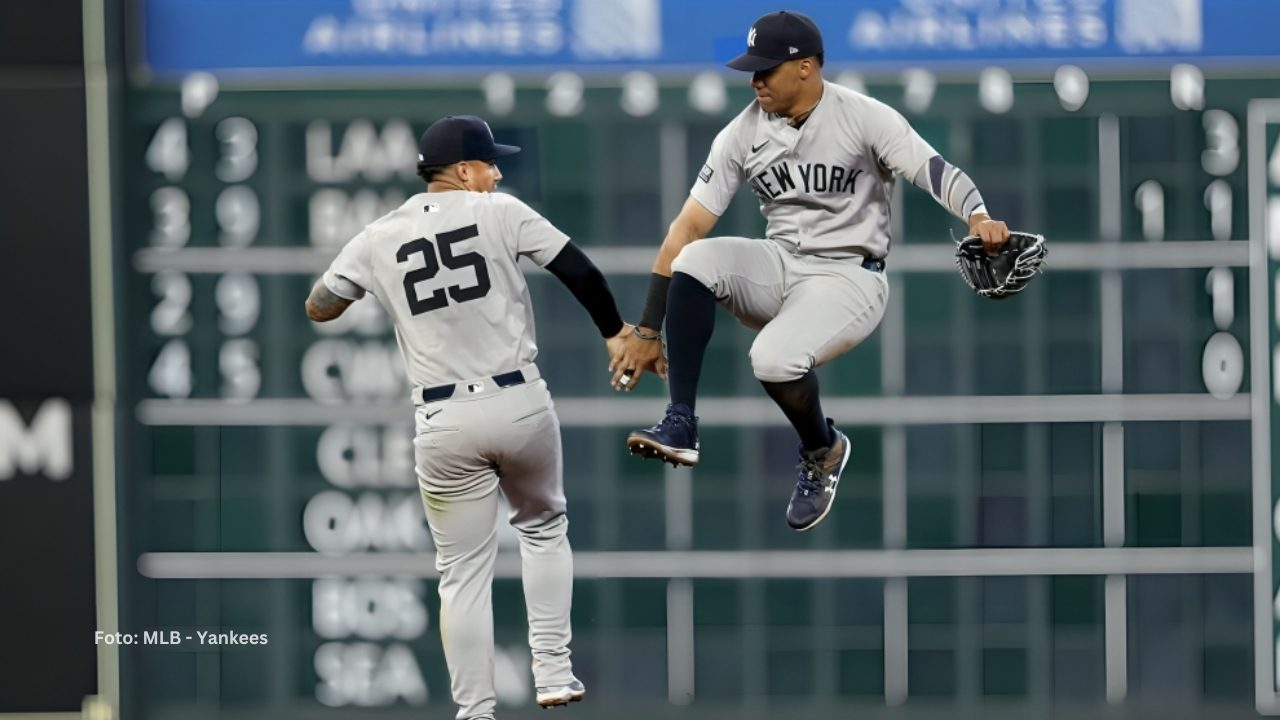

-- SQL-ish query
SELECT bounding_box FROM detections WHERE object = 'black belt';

[421,369,526,403]
[798,248,886,272]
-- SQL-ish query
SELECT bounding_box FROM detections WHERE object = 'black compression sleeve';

[639,272,671,332]
[545,242,625,338]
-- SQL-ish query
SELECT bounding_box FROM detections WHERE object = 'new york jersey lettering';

[689,81,941,258]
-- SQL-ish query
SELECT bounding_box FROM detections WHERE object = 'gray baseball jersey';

[691,80,942,258]
[323,190,569,390]
[321,190,580,719]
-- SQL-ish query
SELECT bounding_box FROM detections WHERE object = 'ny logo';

[747,26,757,47]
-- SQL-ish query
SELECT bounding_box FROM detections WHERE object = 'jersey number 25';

[395,224,491,315]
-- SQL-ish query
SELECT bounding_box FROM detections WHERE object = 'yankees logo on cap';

[726,10,823,72]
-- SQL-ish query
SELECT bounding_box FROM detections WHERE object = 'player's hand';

[605,324,641,391]
[607,325,666,391]
[969,213,1010,255]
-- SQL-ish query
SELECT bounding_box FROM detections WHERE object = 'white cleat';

[536,679,586,708]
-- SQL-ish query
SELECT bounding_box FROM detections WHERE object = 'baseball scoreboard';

[91,1,1280,718]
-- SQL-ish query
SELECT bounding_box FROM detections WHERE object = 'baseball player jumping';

[610,10,1010,531]
[307,115,634,719]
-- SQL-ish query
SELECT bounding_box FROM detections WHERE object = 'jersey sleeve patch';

[698,164,714,183]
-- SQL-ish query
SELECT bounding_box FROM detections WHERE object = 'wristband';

[639,272,671,332]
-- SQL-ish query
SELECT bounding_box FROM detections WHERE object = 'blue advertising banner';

[141,0,1280,78]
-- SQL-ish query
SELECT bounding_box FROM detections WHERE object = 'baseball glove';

[954,230,1047,300]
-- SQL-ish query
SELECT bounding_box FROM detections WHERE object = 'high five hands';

[606,324,667,392]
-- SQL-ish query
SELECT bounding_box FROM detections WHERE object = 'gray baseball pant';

[671,236,890,381]
[413,367,575,720]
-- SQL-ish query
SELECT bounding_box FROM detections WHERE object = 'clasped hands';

[605,324,667,392]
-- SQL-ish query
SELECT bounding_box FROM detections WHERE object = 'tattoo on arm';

[305,280,354,322]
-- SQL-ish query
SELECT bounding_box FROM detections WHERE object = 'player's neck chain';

[788,89,824,129]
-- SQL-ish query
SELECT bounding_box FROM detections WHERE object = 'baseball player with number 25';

[307,115,637,719]
[610,10,1011,531]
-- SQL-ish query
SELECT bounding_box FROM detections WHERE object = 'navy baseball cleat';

[536,678,586,708]
[785,421,851,531]
[627,403,700,466]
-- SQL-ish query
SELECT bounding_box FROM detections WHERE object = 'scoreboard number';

[215,116,258,183]
[218,339,261,401]
[215,272,260,336]
[1134,179,1165,241]
[145,117,189,181]
[149,187,191,248]
[150,271,193,336]
[1202,268,1242,402]
[215,186,260,247]
[148,339,192,399]
[1202,109,1240,176]
[1205,179,1233,241]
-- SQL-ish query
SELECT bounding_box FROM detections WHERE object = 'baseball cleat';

[626,403,700,467]
[785,420,850,532]
[536,679,586,708]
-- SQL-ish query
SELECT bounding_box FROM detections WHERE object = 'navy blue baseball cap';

[726,10,824,72]
[418,115,520,166]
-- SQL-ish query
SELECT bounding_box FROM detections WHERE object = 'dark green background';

[117,77,1266,718]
